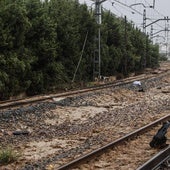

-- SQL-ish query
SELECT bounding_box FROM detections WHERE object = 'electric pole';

[93,0,106,80]
[150,25,153,40]
[123,15,128,75]
[142,9,147,69]
[153,0,155,8]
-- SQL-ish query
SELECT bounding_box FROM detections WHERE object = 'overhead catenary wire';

[109,0,142,18]
[90,0,167,32]
[111,0,167,31]
[88,0,168,45]
[105,0,169,46]
[112,0,143,15]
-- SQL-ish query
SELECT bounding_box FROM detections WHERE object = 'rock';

[13,130,30,135]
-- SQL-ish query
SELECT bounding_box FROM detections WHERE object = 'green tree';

[0,0,31,99]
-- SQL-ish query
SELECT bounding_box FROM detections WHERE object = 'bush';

[0,147,20,165]
[159,54,168,61]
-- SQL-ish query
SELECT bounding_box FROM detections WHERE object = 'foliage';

[0,147,20,165]
[0,0,161,99]
[159,54,168,61]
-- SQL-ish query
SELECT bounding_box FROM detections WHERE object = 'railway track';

[0,61,169,170]
[0,67,170,110]
[2,100,168,169]
[56,115,170,170]
[137,146,170,170]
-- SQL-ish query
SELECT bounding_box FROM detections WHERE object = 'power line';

[111,0,166,31]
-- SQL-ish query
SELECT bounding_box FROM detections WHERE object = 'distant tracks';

[1,70,169,110]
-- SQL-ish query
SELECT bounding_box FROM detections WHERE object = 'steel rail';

[0,61,169,106]
[0,71,169,110]
[0,75,152,109]
[57,115,170,170]
[137,146,170,170]
[0,73,146,104]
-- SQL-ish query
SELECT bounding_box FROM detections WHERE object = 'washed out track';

[0,61,170,170]
[0,61,170,110]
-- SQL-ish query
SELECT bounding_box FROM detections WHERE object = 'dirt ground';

[1,61,170,170]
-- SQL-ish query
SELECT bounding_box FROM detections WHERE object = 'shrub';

[0,147,20,165]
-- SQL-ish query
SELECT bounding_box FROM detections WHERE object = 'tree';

[0,0,31,99]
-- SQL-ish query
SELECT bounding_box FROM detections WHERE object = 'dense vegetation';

[0,0,160,99]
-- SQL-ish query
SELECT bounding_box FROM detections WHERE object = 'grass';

[0,147,20,165]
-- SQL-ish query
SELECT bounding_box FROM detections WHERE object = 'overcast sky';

[155,0,170,17]
[79,0,170,44]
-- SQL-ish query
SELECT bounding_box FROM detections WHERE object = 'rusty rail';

[57,115,170,170]
[1,71,169,110]
[137,146,170,170]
